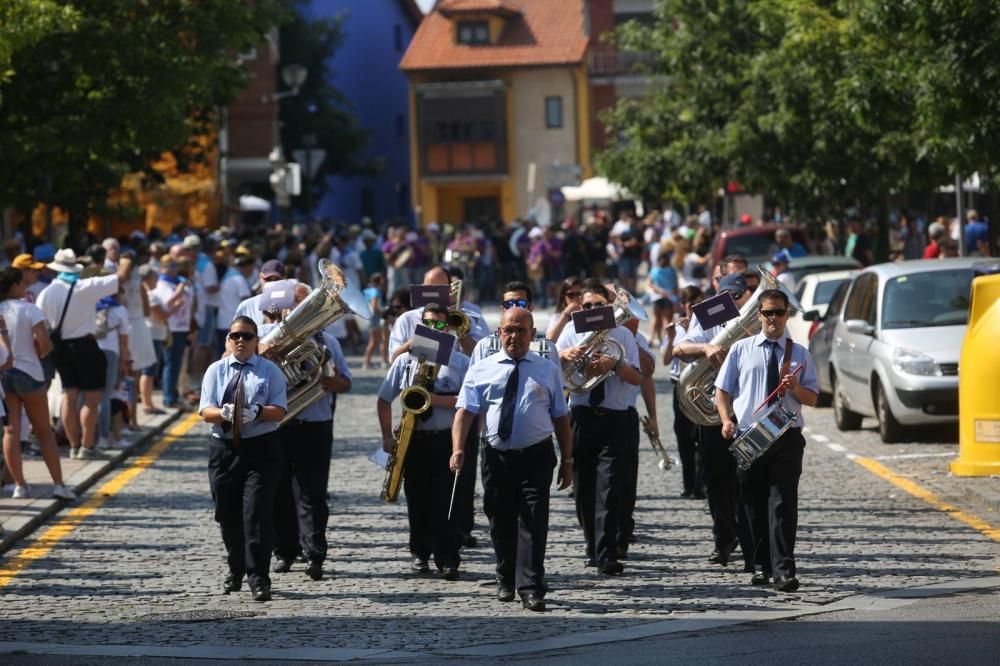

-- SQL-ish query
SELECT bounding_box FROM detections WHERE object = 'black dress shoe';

[628,533,637,544]
[584,557,597,568]
[441,566,460,581]
[272,556,292,573]
[751,571,772,586]
[598,561,624,575]
[223,574,242,594]
[692,491,707,500]
[306,560,323,581]
[411,557,431,574]
[497,584,515,602]
[708,538,739,566]
[251,583,272,602]
[461,535,478,548]
[521,593,545,612]
[774,576,800,592]
[616,546,629,560]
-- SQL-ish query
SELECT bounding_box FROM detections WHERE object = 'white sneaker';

[111,437,131,450]
[68,448,80,460]
[52,484,77,501]
[77,447,106,460]
[12,485,31,499]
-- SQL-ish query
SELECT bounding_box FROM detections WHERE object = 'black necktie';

[221,362,246,434]
[766,341,780,405]
[498,359,522,441]
[589,377,606,407]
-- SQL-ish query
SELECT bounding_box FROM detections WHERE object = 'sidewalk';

[0,403,182,554]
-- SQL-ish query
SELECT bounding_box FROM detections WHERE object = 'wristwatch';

[562,458,574,465]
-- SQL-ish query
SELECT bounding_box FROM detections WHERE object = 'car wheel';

[832,371,862,431]
[875,380,905,443]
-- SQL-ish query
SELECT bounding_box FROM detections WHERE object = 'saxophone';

[381,359,440,503]
[676,266,804,426]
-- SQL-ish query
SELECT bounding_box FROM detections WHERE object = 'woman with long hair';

[545,276,584,342]
[0,267,75,500]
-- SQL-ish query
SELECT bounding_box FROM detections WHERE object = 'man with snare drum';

[715,288,818,593]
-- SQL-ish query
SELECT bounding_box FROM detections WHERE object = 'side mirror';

[845,319,874,336]
[803,309,820,322]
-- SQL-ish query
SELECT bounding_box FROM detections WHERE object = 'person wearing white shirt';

[149,259,194,409]
[139,265,176,415]
[216,256,254,355]
[36,249,124,459]
[184,235,221,387]
[0,267,75,500]
[95,295,131,449]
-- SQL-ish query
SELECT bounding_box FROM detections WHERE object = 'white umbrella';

[561,176,634,202]
[239,194,272,212]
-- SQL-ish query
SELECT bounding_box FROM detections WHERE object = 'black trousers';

[481,438,556,595]
[736,428,805,579]
[616,407,641,550]
[403,429,461,570]
[456,424,479,540]
[672,382,704,496]
[699,424,752,567]
[274,419,333,564]
[207,433,280,587]
[571,406,630,565]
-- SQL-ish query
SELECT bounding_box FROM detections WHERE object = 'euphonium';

[676,265,804,426]
[260,260,371,424]
[562,287,648,394]
[447,278,472,337]
[382,359,440,503]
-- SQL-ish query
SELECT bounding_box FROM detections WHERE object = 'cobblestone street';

[0,350,998,660]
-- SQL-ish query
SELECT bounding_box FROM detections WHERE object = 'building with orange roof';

[401,0,593,226]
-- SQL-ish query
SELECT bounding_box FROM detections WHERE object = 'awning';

[561,176,634,202]
[239,194,272,212]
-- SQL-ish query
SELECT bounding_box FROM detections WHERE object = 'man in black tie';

[451,307,572,612]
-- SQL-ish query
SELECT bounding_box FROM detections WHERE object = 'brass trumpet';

[640,414,674,471]
[447,278,471,337]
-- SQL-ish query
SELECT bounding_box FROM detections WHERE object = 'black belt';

[574,405,629,417]
[486,436,552,454]
[282,418,332,428]
[411,429,450,439]
[212,431,278,448]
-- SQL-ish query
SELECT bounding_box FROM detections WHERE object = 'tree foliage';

[0,0,79,105]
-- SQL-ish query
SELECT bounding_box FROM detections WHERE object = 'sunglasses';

[228,331,256,342]
[502,298,530,310]
[759,309,788,319]
[581,302,607,310]
[421,319,448,331]
[500,326,529,336]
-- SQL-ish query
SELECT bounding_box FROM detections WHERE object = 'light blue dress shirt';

[259,325,351,423]
[234,293,265,327]
[470,332,560,368]
[555,321,640,411]
[715,333,820,429]
[199,353,288,440]
[457,350,568,450]
[378,349,470,432]
[387,303,490,359]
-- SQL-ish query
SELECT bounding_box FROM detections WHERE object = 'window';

[545,96,563,128]
[457,21,489,45]
[394,24,403,51]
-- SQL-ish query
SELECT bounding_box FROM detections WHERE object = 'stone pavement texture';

[0,321,998,657]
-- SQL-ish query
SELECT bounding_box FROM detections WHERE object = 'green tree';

[0,0,286,235]
[0,0,79,106]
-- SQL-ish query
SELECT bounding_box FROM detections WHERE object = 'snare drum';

[728,402,797,470]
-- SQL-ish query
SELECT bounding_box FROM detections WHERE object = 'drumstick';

[446,470,460,521]
[751,364,803,416]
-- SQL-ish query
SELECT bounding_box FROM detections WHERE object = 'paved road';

[0,338,998,660]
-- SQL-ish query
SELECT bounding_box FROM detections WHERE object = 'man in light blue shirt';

[377,303,470,581]
[555,279,642,576]
[715,288,818,593]
[451,306,571,613]
[258,287,353,582]
[199,315,288,602]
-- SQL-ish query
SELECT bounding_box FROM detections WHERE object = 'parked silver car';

[829,258,979,442]
[807,279,853,405]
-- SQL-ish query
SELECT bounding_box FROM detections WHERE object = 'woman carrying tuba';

[375,302,471,581]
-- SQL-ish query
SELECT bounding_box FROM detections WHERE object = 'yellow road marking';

[0,413,202,589]
[853,456,1000,543]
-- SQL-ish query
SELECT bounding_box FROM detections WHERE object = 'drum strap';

[778,338,794,394]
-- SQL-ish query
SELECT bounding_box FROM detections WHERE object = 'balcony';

[588,48,655,77]
[425,141,501,175]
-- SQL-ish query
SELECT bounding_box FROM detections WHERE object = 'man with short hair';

[217,256,254,355]
[151,259,194,409]
[964,209,991,256]
[184,235,221,375]
[775,228,808,258]
[771,252,796,292]
[716,288,818,592]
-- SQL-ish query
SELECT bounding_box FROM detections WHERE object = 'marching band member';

[199,316,288,602]
[259,287,352,582]
[470,281,559,367]
[233,260,286,327]
[377,302,470,580]
[387,266,489,361]
[555,279,642,575]
[451,307,572,612]
[672,273,753,569]
[715,288,818,592]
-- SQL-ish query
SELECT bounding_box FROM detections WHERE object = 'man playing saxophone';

[555,279,642,576]
[672,272,753,570]
[377,302,470,581]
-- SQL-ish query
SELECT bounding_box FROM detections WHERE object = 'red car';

[710,225,813,267]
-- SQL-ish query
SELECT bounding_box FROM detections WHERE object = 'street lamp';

[271,63,308,102]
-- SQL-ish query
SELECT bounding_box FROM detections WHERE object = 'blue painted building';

[301,0,422,225]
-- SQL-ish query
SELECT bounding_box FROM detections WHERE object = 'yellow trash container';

[952,272,1000,476]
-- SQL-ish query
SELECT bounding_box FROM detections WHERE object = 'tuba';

[382,359,440,502]
[447,278,472,337]
[676,265,803,426]
[260,260,371,424]
[563,287,648,394]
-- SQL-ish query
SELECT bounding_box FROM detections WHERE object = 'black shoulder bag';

[50,281,76,345]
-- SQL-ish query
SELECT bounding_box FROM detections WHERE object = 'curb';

[0,409,184,556]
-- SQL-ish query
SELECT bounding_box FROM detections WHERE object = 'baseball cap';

[771,250,791,265]
[182,234,202,249]
[12,254,45,270]
[260,259,285,279]
[33,243,57,262]
[718,273,749,295]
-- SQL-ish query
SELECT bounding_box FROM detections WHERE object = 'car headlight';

[892,348,941,376]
